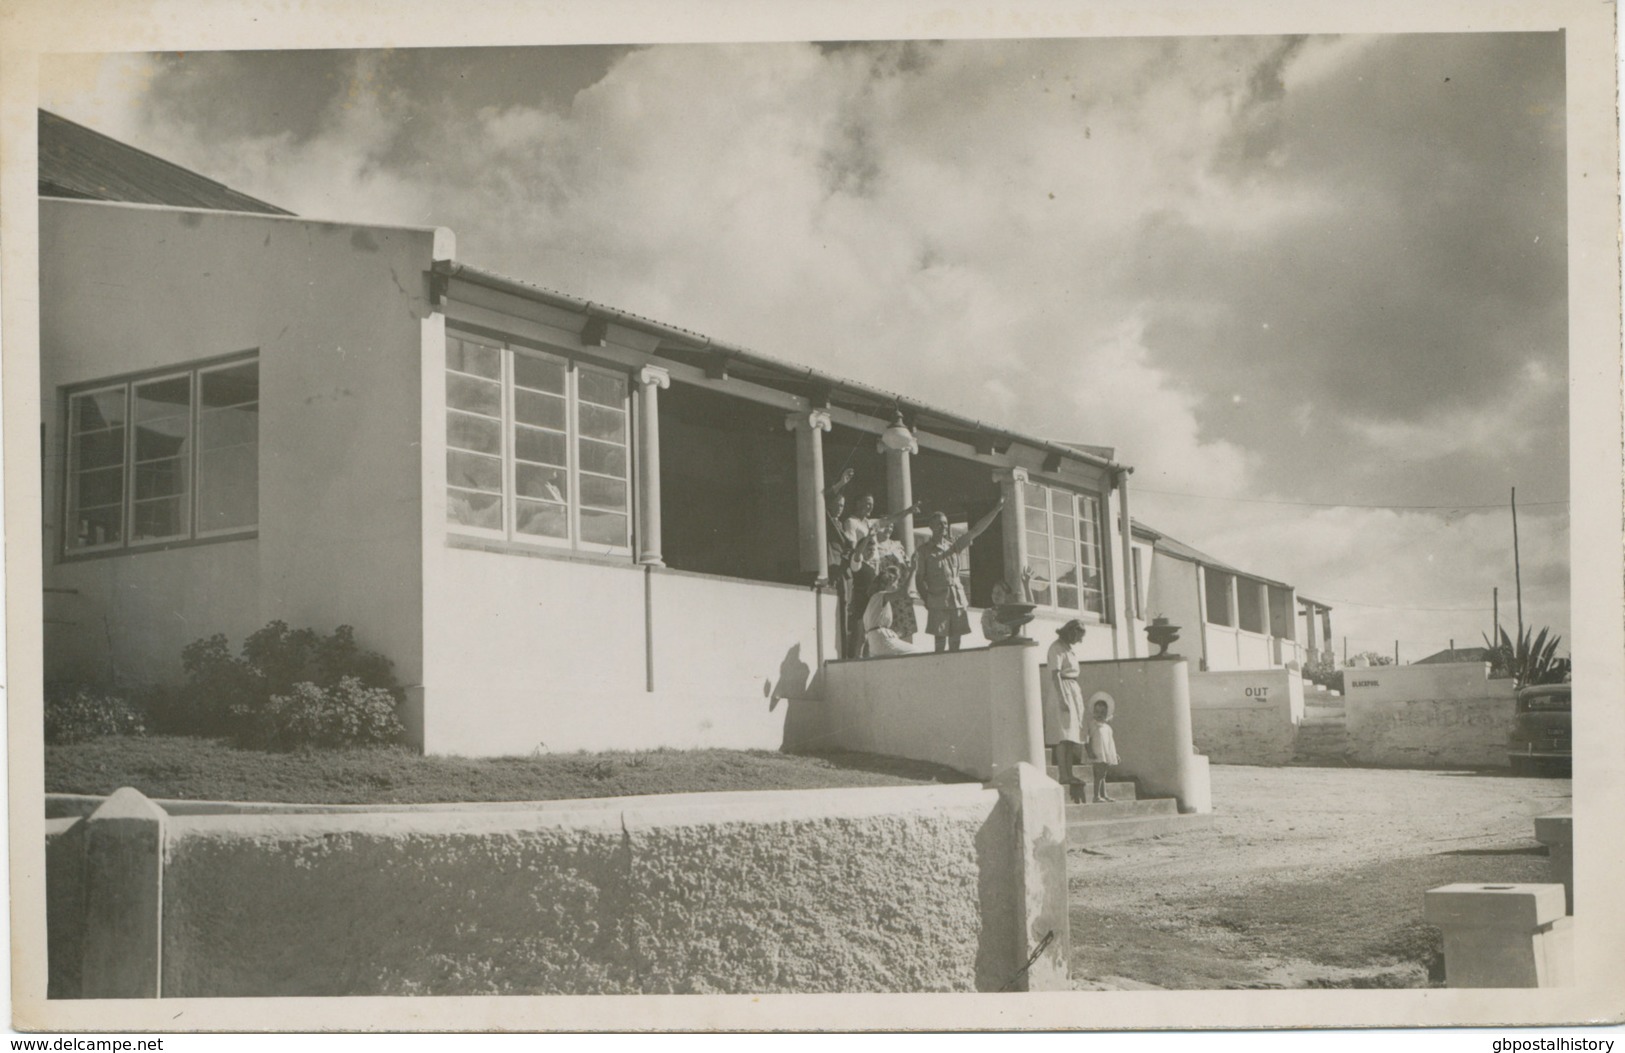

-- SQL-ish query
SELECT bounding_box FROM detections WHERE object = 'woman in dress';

[868,520,919,643]
[1047,619,1089,786]
[862,565,915,657]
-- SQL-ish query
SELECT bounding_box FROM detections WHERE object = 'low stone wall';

[786,642,1045,781]
[1189,669,1304,765]
[1343,663,1517,768]
[48,770,1069,998]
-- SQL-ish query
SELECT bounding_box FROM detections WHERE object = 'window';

[1204,567,1234,625]
[64,358,258,555]
[1237,577,1266,634]
[1023,482,1106,617]
[445,334,631,554]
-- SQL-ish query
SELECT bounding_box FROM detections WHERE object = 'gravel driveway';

[1068,764,1573,989]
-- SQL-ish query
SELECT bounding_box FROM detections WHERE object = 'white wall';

[40,200,444,687]
[1064,658,1212,813]
[1189,668,1304,765]
[789,643,1044,780]
[1342,663,1518,768]
[420,546,835,755]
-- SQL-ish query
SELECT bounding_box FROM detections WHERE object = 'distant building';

[1416,646,1494,666]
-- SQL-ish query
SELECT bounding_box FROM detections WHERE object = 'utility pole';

[1511,487,1524,651]
[1343,636,1348,666]
[1394,640,1399,666]
[1493,587,1499,646]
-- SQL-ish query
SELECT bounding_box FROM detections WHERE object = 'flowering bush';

[244,677,406,750]
[45,684,147,745]
[148,621,404,747]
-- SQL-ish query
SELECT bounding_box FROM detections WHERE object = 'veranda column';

[994,467,1030,591]
[1303,600,1320,666]
[785,409,833,582]
[879,427,918,559]
[1116,468,1139,657]
[634,365,670,566]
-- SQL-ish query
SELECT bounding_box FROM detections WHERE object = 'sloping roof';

[1416,646,1492,665]
[38,110,293,216]
[439,261,1128,476]
[1132,518,1295,592]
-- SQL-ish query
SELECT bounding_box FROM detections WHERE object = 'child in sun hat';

[1086,693,1120,802]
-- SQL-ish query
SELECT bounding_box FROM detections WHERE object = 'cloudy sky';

[42,33,1570,661]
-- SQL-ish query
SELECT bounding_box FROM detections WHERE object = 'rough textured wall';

[46,819,86,999]
[1191,706,1297,765]
[1344,696,1515,768]
[1343,664,1516,768]
[1190,670,1301,765]
[159,786,1001,996]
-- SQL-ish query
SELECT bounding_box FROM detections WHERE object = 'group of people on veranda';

[823,469,1120,796]
[823,468,1003,658]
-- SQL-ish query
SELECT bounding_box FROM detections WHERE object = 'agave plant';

[1482,626,1571,686]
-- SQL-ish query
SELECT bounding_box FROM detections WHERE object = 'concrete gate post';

[81,788,167,998]
[990,762,1070,991]
[1424,883,1572,988]
[1533,811,1573,915]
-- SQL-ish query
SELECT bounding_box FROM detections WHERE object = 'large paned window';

[1204,567,1234,625]
[64,358,258,555]
[445,334,631,554]
[1237,577,1266,634]
[1023,482,1106,617]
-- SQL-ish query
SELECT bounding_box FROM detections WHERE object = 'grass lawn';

[45,735,973,804]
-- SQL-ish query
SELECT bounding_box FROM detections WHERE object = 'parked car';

[1507,682,1571,775]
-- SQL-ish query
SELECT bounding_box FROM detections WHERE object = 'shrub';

[161,621,403,747]
[45,684,146,745]
[242,677,406,750]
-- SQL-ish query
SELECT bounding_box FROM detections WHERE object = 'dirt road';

[1068,764,1572,989]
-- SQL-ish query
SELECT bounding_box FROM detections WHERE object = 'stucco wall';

[419,547,836,755]
[1189,669,1304,765]
[1065,658,1212,812]
[1145,555,1204,664]
[788,644,1045,780]
[50,781,1070,996]
[40,200,444,688]
[1342,663,1517,768]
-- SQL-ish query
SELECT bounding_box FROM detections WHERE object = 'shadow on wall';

[768,643,818,712]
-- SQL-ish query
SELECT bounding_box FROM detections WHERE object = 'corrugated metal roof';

[38,110,293,216]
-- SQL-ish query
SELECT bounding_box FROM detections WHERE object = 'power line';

[1316,597,1493,613]
[1133,488,1568,511]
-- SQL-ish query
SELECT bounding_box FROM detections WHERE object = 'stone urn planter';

[1146,615,1181,658]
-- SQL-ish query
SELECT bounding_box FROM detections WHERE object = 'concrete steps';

[1047,746,1208,844]
[1292,714,1351,764]
[1066,805,1215,846]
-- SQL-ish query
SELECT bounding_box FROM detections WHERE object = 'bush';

[242,677,406,750]
[45,684,146,745]
[158,621,404,748]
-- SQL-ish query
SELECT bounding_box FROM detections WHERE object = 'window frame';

[443,333,634,558]
[60,352,259,560]
[1022,480,1109,620]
